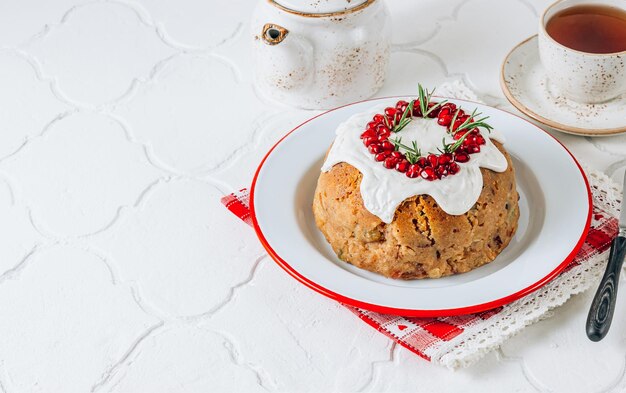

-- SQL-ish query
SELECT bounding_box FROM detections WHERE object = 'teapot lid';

[270,0,374,16]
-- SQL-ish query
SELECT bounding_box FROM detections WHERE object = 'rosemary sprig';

[437,137,449,154]
[440,109,494,153]
[383,114,392,130]
[444,129,473,153]
[393,100,414,133]
[411,140,420,155]
[449,108,461,132]
[390,137,422,164]
[451,108,494,134]
[417,84,447,118]
[417,84,428,117]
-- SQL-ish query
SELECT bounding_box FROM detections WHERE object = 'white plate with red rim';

[251,97,591,316]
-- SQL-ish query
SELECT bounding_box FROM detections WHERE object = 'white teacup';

[538,0,626,104]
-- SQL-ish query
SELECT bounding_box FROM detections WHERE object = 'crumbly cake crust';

[312,141,519,279]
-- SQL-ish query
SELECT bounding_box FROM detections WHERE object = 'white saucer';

[501,35,626,136]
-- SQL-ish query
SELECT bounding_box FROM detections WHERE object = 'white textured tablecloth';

[1,0,626,392]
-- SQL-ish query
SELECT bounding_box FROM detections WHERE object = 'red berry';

[375,152,387,162]
[440,102,457,113]
[427,102,440,117]
[376,124,390,134]
[437,114,452,127]
[421,167,436,181]
[450,113,468,131]
[395,159,410,173]
[366,121,378,131]
[436,166,448,178]
[381,141,394,151]
[373,114,385,123]
[448,162,460,174]
[453,130,469,140]
[363,136,377,147]
[476,135,486,145]
[368,144,382,154]
[467,145,481,154]
[416,156,428,168]
[384,157,398,169]
[376,125,391,141]
[361,130,375,139]
[384,107,397,118]
[396,100,409,113]
[411,100,422,117]
[454,152,469,163]
[390,151,404,159]
[427,154,439,168]
[438,153,452,166]
[406,164,421,178]
[377,133,390,142]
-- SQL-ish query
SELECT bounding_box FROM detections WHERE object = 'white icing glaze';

[321,103,508,223]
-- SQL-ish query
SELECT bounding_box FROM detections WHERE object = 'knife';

[586,170,626,342]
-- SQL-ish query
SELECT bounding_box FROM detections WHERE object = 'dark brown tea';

[546,4,626,54]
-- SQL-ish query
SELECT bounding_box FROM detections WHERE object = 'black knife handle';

[586,236,626,342]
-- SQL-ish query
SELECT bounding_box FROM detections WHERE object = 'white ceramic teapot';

[251,0,391,110]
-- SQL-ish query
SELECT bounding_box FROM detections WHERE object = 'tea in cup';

[538,0,626,103]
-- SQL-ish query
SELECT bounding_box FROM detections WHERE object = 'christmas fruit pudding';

[312,85,520,279]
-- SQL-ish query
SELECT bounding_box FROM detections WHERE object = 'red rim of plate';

[250,96,592,317]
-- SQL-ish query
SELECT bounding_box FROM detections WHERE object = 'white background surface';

[0,1,625,392]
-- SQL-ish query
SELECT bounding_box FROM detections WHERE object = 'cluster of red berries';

[359,99,487,181]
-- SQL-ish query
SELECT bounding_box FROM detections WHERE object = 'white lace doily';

[431,80,623,369]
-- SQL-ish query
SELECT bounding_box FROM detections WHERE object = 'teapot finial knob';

[262,23,288,45]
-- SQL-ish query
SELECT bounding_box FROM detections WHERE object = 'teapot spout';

[254,23,314,94]
[262,23,289,45]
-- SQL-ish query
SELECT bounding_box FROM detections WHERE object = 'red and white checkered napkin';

[221,171,620,368]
